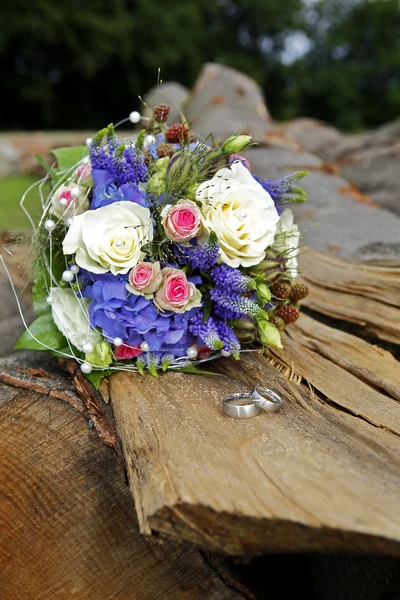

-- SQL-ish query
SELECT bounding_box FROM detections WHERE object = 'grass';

[0,175,41,231]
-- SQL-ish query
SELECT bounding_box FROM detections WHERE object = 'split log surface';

[0,364,248,600]
[104,249,400,557]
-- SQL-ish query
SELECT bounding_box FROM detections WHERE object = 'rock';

[142,82,189,125]
[185,63,273,142]
[374,116,400,138]
[245,146,322,175]
[0,141,21,178]
[244,146,400,260]
[334,138,400,215]
[278,118,400,216]
[276,118,345,156]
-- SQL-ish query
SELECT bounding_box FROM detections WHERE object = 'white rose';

[51,287,100,352]
[63,201,153,275]
[51,185,89,220]
[196,162,279,268]
[273,209,301,279]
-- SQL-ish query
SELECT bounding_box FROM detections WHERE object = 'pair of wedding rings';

[222,386,283,419]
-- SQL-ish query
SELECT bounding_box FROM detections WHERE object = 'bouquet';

[15,103,309,385]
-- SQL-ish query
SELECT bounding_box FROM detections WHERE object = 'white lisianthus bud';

[255,318,283,349]
[273,209,301,280]
[51,288,101,352]
[222,134,252,154]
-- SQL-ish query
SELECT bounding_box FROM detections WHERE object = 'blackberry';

[275,304,300,324]
[153,103,170,123]
[269,316,285,331]
[165,123,189,144]
[157,143,174,158]
[290,283,309,302]
[271,282,291,300]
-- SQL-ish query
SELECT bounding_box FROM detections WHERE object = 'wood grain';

[103,250,400,557]
[108,351,400,557]
[285,313,400,401]
[299,248,400,308]
[0,380,247,599]
[299,249,400,344]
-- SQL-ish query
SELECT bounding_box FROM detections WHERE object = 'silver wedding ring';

[222,387,283,419]
[222,393,262,419]
[251,386,283,413]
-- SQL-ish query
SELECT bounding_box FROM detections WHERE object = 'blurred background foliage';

[0,0,399,132]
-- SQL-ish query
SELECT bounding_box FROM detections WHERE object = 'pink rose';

[161,199,202,242]
[127,262,162,296]
[115,344,142,360]
[75,163,92,184]
[154,267,202,313]
[59,189,73,205]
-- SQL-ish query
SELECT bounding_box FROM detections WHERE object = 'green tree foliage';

[0,0,301,129]
[284,0,400,130]
[0,0,399,131]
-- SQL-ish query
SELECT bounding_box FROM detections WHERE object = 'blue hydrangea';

[91,170,148,209]
[81,273,199,357]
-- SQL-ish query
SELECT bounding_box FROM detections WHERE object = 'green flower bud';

[255,318,283,349]
[222,134,252,154]
[86,341,113,368]
[256,282,271,304]
[250,259,280,275]
[150,156,169,175]
[147,173,167,195]
[186,182,200,200]
[167,151,196,185]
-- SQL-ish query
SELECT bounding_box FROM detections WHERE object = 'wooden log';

[95,249,400,557]
[299,248,400,344]
[2,237,400,561]
[299,248,400,308]
[0,361,249,600]
[107,350,400,557]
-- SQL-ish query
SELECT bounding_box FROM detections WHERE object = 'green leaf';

[83,369,111,389]
[32,250,65,316]
[176,365,223,377]
[52,146,88,172]
[15,313,67,351]
[135,129,146,151]
[202,297,213,323]
[35,154,58,181]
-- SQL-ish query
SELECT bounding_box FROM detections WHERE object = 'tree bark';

[0,364,249,600]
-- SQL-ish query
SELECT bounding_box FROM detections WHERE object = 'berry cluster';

[153,104,170,123]
[269,282,309,327]
[165,123,189,143]
[157,143,174,158]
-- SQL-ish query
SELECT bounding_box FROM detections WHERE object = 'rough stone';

[276,118,345,156]
[185,63,273,142]
[142,82,189,125]
[374,116,400,138]
[279,118,400,216]
[334,138,400,215]
[244,146,400,260]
